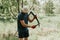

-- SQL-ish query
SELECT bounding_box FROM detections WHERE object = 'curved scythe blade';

[29,11,40,27]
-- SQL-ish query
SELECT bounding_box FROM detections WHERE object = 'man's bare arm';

[20,20,31,27]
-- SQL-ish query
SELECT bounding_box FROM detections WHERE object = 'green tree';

[44,0,55,16]
[0,0,18,22]
[0,0,40,22]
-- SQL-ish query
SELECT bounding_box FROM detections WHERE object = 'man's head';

[21,6,28,13]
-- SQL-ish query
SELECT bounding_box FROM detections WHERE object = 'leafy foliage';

[0,0,40,22]
[44,0,55,16]
[0,0,18,22]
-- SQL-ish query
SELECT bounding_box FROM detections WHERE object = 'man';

[17,7,37,40]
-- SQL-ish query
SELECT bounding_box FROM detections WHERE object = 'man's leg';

[24,37,28,40]
[19,38,23,40]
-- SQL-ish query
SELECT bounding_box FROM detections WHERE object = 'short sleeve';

[18,14,24,20]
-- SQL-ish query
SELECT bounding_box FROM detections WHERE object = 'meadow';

[0,13,60,40]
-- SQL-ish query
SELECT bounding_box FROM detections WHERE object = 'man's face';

[22,8,28,13]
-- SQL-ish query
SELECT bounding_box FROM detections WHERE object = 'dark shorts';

[18,30,29,38]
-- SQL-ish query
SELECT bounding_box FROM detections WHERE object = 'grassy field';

[0,14,60,40]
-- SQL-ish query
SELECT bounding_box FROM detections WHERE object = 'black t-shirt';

[17,12,28,32]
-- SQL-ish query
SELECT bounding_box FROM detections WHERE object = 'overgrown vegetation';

[0,0,60,40]
[0,0,18,22]
[43,0,55,16]
[0,0,39,22]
